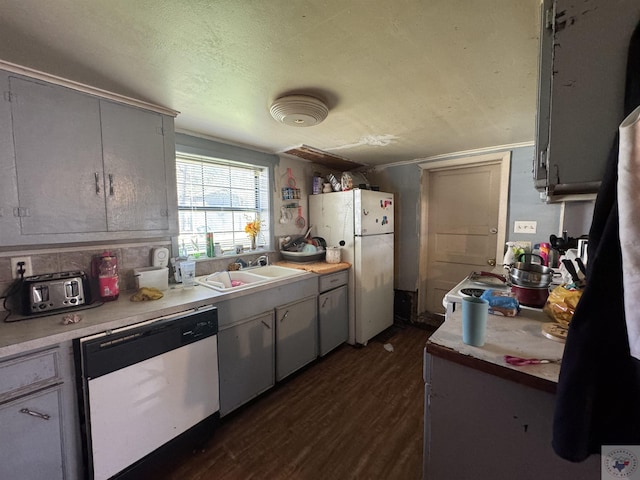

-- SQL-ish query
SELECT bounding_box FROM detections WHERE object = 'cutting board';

[275,261,351,275]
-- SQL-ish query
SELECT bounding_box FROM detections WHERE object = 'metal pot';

[470,270,549,308]
[508,253,554,288]
[510,284,549,308]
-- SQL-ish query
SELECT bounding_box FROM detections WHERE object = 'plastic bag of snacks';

[480,289,520,317]
[543,284,583,326]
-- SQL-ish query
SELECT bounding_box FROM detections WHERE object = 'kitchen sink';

[244,265,307,278]
[197,270,270,292]
[196,266,307,293]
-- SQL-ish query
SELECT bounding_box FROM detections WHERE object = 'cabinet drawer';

[0,387,64,480]
[0,348,61,403]
[319,270,348,292]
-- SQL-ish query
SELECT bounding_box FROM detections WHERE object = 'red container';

[92,251,119,301]
[511,284,549,308]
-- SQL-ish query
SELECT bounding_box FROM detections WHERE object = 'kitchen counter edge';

[274,260,351,274]
[0,271,317,359]
[426,307,565,393]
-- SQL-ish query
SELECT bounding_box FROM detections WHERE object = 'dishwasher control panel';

[181,316,218,343]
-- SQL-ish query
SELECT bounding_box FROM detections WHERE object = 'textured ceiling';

[0,0,541,167]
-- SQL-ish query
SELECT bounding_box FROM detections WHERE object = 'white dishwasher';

[75,305,219,480]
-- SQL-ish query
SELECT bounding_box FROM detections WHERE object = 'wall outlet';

[10,256,32,279]
[514,221,537,234]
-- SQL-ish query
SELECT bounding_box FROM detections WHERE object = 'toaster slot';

[33,285,49,303]
[65,280,79,297]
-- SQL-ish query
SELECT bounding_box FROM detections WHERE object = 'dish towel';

[618,104,640,360]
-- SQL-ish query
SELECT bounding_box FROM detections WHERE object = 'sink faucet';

[230,258,247,270]
[249,255,269,267]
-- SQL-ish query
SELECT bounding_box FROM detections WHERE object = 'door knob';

[490,227,498,234]
[487,259,496,266]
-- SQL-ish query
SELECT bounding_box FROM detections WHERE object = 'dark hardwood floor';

[161,323,433,480]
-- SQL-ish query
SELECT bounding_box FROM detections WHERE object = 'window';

[176,153,270,257]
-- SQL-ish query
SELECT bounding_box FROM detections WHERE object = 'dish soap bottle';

[503,242,516,266]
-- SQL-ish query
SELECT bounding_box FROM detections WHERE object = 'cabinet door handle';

[108,174,114,196]
[95,172,101,194]
[321,298,329,308]
[261,320,271,329]
[20,408,50,421]
[280,310,289,322]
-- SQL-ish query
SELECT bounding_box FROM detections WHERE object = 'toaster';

[22,271,91,315]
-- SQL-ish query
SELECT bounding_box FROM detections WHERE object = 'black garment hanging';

[553,19,640,462]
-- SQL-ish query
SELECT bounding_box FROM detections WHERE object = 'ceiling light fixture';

[269,94,329,127]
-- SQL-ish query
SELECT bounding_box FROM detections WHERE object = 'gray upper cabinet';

[0,72,20,241]
[100,100,169,231]
[535,0,640,200]
[0,69,178,247]
[10,76,106,235]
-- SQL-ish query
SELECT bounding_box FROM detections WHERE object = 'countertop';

[0,270,316,359]
[274,261,351,275]
[427,307,564,393]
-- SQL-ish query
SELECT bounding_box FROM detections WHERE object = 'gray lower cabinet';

[0,387,65,480]
[275,295,318,381]
[424,353,600,479]
[318,284,348,356]
[0,345,80,480]
[215,275,319,412]
[218,310,275,416]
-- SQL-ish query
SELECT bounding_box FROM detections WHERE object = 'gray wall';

[507,146,562,244]
[369,145,565,292]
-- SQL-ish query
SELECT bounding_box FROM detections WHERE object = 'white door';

[420,154,509,315]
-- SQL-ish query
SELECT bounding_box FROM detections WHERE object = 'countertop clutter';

[427,306,563,391]
[0,262,350,359]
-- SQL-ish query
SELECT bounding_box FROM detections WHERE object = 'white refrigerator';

[309,189,394,345]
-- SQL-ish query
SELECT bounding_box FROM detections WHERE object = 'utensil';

[575,257,587,276]
[286,167,297,187]
[279,206,289,224]
[504,355,561,366]
[303,226,312,239]
[295,206,306,228]
[562,259,581,283]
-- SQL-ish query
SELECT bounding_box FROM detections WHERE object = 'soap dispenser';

[503,242,516,267]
